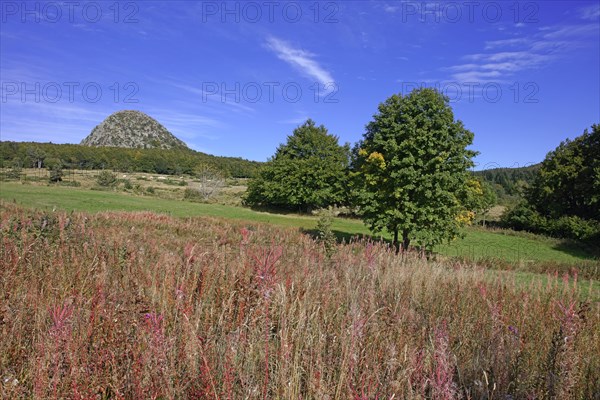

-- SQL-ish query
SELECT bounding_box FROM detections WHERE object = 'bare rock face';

[81,110,188,149]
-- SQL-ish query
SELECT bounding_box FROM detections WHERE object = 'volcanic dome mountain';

[81,110,188,149]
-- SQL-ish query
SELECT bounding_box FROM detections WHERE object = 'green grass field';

[2,182,597,267]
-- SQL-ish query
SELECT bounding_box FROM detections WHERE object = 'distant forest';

[0,141,540,196]
[473,164,540,203]
[0,142,262,178]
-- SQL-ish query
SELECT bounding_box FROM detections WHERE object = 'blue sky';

[1,1,599,169]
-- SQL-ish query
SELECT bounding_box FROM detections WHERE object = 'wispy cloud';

[484,38,530,50]
[579,3,600,20]
[170,81,255,113]
[444,19,598,84]
[541,23,598,40]
[264,36,335,85]
[383,4,399,13]
[450,70,503,82]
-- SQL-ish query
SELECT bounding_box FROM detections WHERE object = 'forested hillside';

[0,141,262,178]
[474,164,540,203]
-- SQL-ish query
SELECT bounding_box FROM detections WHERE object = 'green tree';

[27,145,46,169]
[46,158,64,183]
[352,88,477,253]
[526,124,600,221]
[478,180,498,226]
[245,119,350,212]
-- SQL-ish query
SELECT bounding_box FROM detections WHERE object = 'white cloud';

[264,36,335,85]
[451,70,503,82]
[579,3,600,20]
[542,23,598,40]
[442,20,598,84]
[484,38,530,50]
[465,51,553,67]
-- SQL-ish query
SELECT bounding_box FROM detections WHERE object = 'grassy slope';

[1,182,597,267]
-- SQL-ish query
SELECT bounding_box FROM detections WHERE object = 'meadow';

[1,175,599,397]
[1,181,598,273]
[0,202,598,398]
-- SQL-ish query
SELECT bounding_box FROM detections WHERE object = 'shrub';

[549,216,600,242]
[315,210,337,256]
[96,171,117,187]
[3,166,22,180]
[49,168,63,183]
[46,158,64,183]
[58,180,81,187]
[183,187,203,201]
[500,202,545,232]
[501,202,600,242]
[164,179,187,187]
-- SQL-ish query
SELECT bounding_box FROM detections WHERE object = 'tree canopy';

[501,124,600,242]
[244,119,350,212]
[527,124,599,221]
[352,88,477,252]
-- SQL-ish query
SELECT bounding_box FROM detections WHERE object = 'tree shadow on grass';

[247,205,314,217]
[300,227,390,246]
[552,239,600,261]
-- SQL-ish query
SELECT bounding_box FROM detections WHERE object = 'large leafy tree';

[245,119,350,212]
[352,88,477,252]
[526,124,600,221]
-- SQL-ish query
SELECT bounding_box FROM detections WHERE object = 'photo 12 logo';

[200,1,339,23]
[395,1,539,24]
[201,81,339,104]
[1,82,140,103]
[400,81,539,104]
[1,1,139,23]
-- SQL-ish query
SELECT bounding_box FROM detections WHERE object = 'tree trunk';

[393,228,399,254]
[402,230,410,253]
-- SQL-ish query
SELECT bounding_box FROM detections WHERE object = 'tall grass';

[1,203,598,399]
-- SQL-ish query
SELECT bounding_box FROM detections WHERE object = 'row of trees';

[246,88,496,252]
[0,142,261,178]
